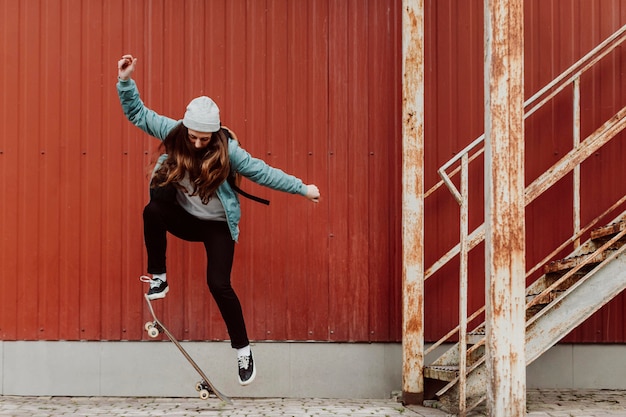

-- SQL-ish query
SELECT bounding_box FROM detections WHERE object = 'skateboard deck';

[143,294,232,404]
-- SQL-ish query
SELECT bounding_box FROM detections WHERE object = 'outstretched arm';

[229,140,320,203]
[116,54,178,140]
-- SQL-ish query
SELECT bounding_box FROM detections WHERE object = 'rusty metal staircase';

[424,214,626,413]
[422,24,626,415]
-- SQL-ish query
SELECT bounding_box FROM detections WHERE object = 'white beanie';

[183,96,220,132]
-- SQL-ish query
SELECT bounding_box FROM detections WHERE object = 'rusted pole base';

[402,391,424,406]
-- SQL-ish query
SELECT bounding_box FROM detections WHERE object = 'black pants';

[143,199,249,349]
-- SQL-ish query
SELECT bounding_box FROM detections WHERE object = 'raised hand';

[118,54,137,81]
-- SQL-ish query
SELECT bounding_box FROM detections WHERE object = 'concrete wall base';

[0,341,401,398]
[1,341,624,398]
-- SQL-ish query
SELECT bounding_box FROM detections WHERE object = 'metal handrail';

[425,107,626,281]
[430,23,626,202]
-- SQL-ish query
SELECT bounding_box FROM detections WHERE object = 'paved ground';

[525,389,626,417]
[0,390,625,416]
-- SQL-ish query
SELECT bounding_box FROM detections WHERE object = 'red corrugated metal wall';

[2,0,626,345]
[425,0,626,343]
[0,0,402,342]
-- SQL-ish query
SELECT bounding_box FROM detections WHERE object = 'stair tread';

[544,248,618,273]
[426,365,459,370]
[544,219,626,274]
[590,220,626,240]
[424,365,459,382]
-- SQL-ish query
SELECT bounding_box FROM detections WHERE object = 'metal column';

[401,0,425,405]
[484,0,526,416]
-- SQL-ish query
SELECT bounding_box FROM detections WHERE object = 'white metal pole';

[484,0,526,415]
[401,0,425,405]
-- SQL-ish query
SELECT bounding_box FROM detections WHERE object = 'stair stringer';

[525,246,626,363]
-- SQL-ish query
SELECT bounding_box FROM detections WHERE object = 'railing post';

[484,0,526,416]
[458,154,469,416]
[401,0,425,405]
[573,78,581,248]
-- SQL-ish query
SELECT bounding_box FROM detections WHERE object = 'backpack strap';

[222,126,270,206]
[227,175,270,205]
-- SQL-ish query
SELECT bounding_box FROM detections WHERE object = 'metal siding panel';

[328,0,352,341]
[265,0,290,341]
[284,2,310,340]
[304,0,331,341]
[0,0,20,340]
[344,0,372,340]
[5,0,626,345]
[390,0,403,342]
[79,0,105,340]
[101,0,131,340]
[367,0,398,342]
[2,0,402,343]
[17,0,42,340]
[40,0,63,340]
[58,0,84,340]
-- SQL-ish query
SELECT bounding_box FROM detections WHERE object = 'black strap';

[227,176,270,205]
[231,183,270,205]
[221,127,270,205]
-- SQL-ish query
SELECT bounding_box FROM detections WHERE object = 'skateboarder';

[116,54,320,386]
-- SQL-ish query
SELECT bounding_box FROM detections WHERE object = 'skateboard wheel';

[147,327,159,338]
[199,389,210,400]
[144,321,154,331]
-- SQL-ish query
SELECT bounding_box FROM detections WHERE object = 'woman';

[116,54,320,386]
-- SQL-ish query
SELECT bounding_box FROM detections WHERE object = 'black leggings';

[143,199,249,349]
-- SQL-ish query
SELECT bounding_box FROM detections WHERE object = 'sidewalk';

[0,396,438,417]
[0,389,625,416]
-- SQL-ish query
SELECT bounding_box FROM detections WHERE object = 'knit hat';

[182,96,220,132]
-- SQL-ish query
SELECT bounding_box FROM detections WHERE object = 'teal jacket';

[117,78,308,241]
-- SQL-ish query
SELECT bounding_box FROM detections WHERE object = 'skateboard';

[143,294,232,404]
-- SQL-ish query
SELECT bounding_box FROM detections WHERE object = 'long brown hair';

[151,123,230,203]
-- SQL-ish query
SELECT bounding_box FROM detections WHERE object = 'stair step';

[424,365,459,381]
[526,291,558,303]
[544,249,617,274]
[467,329,484,345]
[544,220,626,274]
[590,220,626,240]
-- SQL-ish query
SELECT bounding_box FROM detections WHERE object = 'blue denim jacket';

[117,78,307,241]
